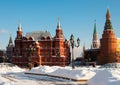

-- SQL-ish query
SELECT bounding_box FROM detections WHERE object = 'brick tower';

[54,18,65,57]
[98,9,117,65]
[15,23,23,56]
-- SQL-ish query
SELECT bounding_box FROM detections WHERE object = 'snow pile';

[30,66,59,74]
[50,67,96,80]
[28,66,96,80]
[0,63,25,74]
[87,68,120,85]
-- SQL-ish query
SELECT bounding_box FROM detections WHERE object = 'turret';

[17,23,23,39]
[55,18,64,39]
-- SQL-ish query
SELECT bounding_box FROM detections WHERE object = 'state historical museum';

[12,18,70,67]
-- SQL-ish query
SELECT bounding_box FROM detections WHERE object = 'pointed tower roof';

[57,17,61,29]
[106,8,110,20]
[18,23,22,31]
[93,20,97,34]
[9,35,13,44]
[104,9,113,30]
[8,35,13,46]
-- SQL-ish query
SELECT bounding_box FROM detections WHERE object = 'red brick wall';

[98,30,117,64]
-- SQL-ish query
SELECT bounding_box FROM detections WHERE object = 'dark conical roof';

[8,35,13,46]
[9,35,13,44]
[104,9,113,31]
[106,9,110,20]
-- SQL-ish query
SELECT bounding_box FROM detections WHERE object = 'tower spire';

[18,23,22,31]
[93,20,97,34]
[17,22,23,38]
[104,9,113,30]
[106,8,110,20]
[57,17,61,29]
[8,34,13,46]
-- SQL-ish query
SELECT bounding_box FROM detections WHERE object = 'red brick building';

[12,18,70,67]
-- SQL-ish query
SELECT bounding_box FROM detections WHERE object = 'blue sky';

[0,0,120,50]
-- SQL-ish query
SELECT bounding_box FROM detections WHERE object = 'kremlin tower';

[98,9,117,65]
[92,21,99,49]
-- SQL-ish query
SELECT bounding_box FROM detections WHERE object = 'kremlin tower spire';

[104,9,113,30]
[92,20,99,49]
[106,9,110,20]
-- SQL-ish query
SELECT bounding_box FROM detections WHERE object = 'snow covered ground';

[27,66,96,80]
[27,64,120,85]
[0,63,85,85]
[87,68,120,85]
[1,63,120,85]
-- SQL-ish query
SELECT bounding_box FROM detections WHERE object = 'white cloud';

[0,29,9,34]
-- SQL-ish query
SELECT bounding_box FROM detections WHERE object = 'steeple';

[18,23,22,31]
[106,9,110,20]
[55,17,64,39]
[93,20,97,34]
[104,9,113,30]
[8,35,13,46]
[57,17,61,29]
[17,23,23,38]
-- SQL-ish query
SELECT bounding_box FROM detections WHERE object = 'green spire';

[104,9,113,30]
[93,20,97,34]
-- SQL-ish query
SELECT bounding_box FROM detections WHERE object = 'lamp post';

[70,34,80,69]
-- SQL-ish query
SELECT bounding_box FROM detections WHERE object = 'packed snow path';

[1,72,86,85]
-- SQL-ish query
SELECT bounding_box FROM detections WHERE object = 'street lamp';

[70,34,80,69]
